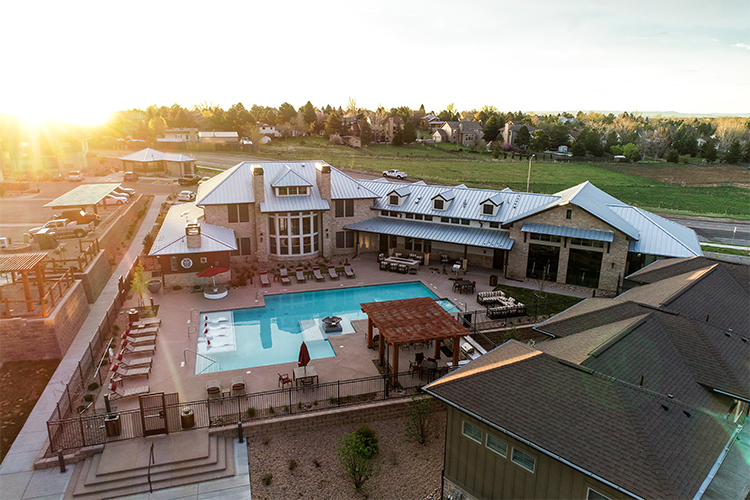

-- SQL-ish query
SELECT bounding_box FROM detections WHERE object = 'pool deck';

[106,257,592,413]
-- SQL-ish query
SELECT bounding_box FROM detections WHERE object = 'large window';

[228,203,250,223]
[404,238,431,253]
[336,230,355,249]
[511,448,536,473]
[462,421,482,443]
[566,249,603,288]
[237,237,251,256]
[335,199,354,218]
[527,244,560,281]
[268,212,320,256]
[485,434,508,457]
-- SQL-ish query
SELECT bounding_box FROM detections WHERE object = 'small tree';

[666,148,680,163]
[130,262,148,307]
[338,428,379,491]
[724,140,743,164]
[405,396,433,444]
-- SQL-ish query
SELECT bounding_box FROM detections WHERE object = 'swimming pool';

[196,282,456,374]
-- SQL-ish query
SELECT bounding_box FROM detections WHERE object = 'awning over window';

[521,222,614,242]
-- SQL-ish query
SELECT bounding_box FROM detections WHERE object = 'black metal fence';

[47,370,427,452]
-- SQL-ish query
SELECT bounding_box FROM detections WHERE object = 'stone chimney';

[252,165,265,203]
[316,162,331,200]
[185,222,201,248]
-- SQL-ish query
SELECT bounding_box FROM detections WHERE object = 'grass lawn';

[491,284,585,318]
[701,245,750,256]
[257,138,750,219]
[0,359,60,462]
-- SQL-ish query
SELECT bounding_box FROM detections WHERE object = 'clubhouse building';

[150,160,702,293]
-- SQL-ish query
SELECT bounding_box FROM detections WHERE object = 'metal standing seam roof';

[148,202,237,256]
[521,222,615,242]
[609,205,703,257]
[271,168,313,188]
[119,148,196,163]
[330,166,379,200]
[345,217,514,250]
[44,183,124,208]
[196,162,255,205]
[259,162,329,213]
[0,252,48,272]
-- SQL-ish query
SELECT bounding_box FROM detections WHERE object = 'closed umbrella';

[298,341,311,367]
[196,266,229,287]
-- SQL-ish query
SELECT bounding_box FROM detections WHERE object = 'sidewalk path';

[0,196,167,500]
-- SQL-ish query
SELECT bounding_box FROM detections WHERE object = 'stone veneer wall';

[0,281,89,362]
[76,251,111,303]
[506,205,630,293]
[329,199,374,257]
[96,194,150,263]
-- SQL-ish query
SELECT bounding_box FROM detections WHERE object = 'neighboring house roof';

[521,222,614,242]
[425,341,739,500]
[44,183,124,208]
[195,161,377,209]
[627,257,749,293]
[199,131,239,138]
[432,129,449,140]
[119,148,196,163]
[149,202,237,256]
[345,217,514,250]
[458,121,483,132]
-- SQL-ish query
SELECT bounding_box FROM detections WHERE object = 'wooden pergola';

[361,297,470,387]
[0,252,48,313]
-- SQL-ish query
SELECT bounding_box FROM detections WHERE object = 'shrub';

[172,285,182,291]
[245,407,257,418]
[87,382,99,391]
[77,405,86,413]
[112,325,120,334]
[261,474,273,486]
[283,405,290,414]
[405,396,433,444]
[353,424,378,458]
[83,394,94,402]
[268,406,275,414]
[338,430,380,491]
[288,459,298,470]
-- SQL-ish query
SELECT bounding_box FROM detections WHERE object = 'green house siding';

[443,408,632,500]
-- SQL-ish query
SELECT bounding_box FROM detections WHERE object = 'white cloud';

[733,42,750,50]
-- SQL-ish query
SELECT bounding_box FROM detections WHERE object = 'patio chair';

[295,267,307,283]
[328,265,340,280]
[278,373,292,388]
[260,271,271,287]
[121,332,156,346]
[110,363,151,379]
[108,381,150,400]
[122,340,155,354]
[116,351,152,368]
[279,268,291,285]
[125,325,158,337]
[231,376,246,395]
[344,263,355,278]
[206,380,222,399]
[130,317,161,328]
[313,266,326,282]
[379,261,388,271]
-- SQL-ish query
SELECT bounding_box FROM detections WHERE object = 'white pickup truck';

[382,169,408,179]
[29,218,95,239]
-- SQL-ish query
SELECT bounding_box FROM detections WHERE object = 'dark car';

[178,174,200,186]
[123,172,139,182]
[52,209,100,225]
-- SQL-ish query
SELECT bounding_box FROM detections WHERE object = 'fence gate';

[140,393,168,437]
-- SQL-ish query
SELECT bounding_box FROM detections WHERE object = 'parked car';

[68,171,84,181]
[114,186,136,196]
[51,172,63,181]
[197,177,211,185]
[52,209,100,225]
[101,193,128,205]
[29,218,94,239]
[177,190,196,202]
[123,171,139,182]
[382,169,407,179]
[178,174,200,186]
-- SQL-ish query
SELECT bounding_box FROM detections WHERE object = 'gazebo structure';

[361,297,470,387]
[0,252,50,315]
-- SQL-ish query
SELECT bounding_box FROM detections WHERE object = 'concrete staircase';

[65,430,236,499]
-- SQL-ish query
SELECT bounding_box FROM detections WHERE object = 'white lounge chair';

[207,380,222,399]
[130,317,161,327]
[328,265,339,280]
[313,266,325,282]
[108,382,150,400]
[117,351,152,368]
[231,376,246,395]
[123,340,156,354]
[344,263,355,278]
[122,333,156,346]
[111,364,151,379]
[279,268,291,285]
[295,267,306,283]
[260,271,271,287]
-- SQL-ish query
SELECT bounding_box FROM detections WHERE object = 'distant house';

[379,116,404,143]
[119,148,197,177]
[502,121,537,148]
[431,129,449,143]
[199,131,239,144]
[157,128,199,143]
[421,114,444,129]
[258,123,282,138]
[426,256,749,500]
[441,121,484,147]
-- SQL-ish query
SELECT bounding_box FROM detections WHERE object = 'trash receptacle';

[181,407,195,429]
[489,275,498,286]
[127,309,140,322]
[104,413,121,437]
[23,233,30,244]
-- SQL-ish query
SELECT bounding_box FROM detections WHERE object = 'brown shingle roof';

[425,341,739,500]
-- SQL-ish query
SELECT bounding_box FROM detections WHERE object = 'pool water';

[196,282,455,374]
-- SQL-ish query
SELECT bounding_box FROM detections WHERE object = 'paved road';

[663,216,750,247]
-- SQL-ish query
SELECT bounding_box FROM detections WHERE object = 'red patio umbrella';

[196,266,229,287]
[298,341,311,367]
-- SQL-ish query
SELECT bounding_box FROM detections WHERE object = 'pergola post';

[21,270,33,312]
[367,318,373,349]
[392,342,400,387]
[35,264,45,300]
[434,339,441,359]
[378,330,385,366]
[453,337,460,366]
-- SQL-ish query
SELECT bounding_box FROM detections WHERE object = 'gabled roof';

[119,148,196,163]
[481,193,504,206]
[270,167,313,188]
[388,186,411,197]
[609,205,702,257]
[195,162,255,205]
[149,203,236,256]
[459,121,483,132]
[627,257,749,294]
[330,167,379,200]
[432,129,449,140]
[433,189,455,201]
[425,341,739,500]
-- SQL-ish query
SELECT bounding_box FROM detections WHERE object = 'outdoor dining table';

[384,256,420,269]
[453,279,475,294]
[293,365,319,386]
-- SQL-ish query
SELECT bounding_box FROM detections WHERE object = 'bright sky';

[3,0,749,124]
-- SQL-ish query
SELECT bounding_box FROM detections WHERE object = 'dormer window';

[276,186,308,196]
[483,203,495,215]
[390,195,399,205]
[434,199,444,210]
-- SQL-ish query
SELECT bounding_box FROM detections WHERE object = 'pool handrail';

[183,348,220,374]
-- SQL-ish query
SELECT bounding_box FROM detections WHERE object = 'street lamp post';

[526,154,536,193]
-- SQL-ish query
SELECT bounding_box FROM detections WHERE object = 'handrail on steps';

[183,348,219,373]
